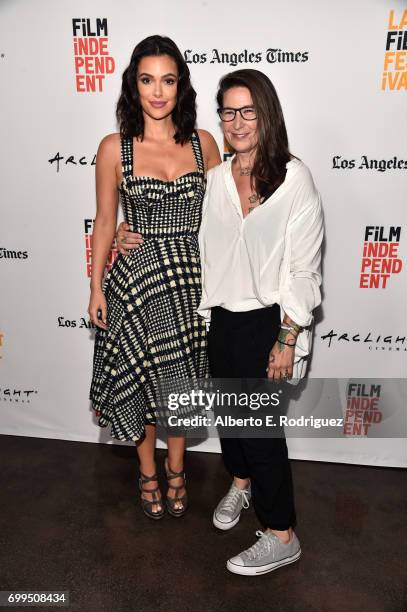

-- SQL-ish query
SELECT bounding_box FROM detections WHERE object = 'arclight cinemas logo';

[0,387,39,403]
[319,329,406,352]
[360,226,402,289]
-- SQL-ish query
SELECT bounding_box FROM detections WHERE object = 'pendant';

[248,193,259,204]
[239,167,251,176]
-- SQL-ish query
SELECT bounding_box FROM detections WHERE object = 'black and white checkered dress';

[90,131,208,441]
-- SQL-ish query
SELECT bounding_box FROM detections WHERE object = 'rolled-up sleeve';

[280,193,324,327]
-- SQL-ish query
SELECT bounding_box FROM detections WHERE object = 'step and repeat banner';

[1,0,406,466]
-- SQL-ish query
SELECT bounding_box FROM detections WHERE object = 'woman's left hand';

[117,222,144,255]
[266,340,295,380]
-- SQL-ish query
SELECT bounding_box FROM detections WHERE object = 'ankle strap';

[165,459,185,479]
[166,470,185,480]
[167,482,185,490]
[139,472,158,484]
[139,480,160,494]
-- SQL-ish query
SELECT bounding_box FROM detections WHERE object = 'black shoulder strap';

[191,130,205,174]
[120,136,133,181]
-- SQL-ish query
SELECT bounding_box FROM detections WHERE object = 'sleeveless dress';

[90,131,208,441]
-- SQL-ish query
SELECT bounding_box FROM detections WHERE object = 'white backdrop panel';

[1,0,406,466]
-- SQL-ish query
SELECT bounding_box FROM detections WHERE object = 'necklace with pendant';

[248,192,262,213]
[237,157,252,176]
[236,157,262,212]
[239,166,251,176]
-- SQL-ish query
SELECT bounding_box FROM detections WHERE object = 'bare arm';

[197,129,222,171]
[88,134,119,328]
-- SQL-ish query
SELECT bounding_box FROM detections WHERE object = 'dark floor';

[0,435,406,612]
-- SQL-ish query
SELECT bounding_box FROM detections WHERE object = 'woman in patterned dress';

[88,35,220,519]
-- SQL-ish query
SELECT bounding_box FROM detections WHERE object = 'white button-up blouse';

[197,157,324,377]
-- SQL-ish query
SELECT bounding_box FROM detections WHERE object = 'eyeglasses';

[217,106,257,122]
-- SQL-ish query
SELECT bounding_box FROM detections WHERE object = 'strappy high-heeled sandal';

[138,472,165,520]
[164,457,188,518]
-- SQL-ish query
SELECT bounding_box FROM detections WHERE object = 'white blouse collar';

[223,156,300,214]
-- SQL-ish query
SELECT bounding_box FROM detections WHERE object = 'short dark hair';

[217,69,293,199]
[116,35,196,144]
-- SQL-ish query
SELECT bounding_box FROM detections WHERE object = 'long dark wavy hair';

[116,35,196,144]
[217,69,293,200]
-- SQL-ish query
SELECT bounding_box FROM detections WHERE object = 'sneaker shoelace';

[245,531,277,561]
[220,486,250,514]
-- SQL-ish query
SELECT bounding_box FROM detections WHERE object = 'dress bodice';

[119,132,206,240]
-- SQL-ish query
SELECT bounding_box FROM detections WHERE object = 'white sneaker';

[213,482,251,531]
[227,530,301,576]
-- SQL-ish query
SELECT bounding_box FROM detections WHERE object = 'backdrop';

[1,0,406,466]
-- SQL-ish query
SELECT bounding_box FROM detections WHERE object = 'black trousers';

[207,304,296,531]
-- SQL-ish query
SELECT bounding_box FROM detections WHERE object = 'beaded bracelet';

[280,323,304,335]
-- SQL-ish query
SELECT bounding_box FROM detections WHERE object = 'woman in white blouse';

[117,69,323,576]
[198,70,323,576]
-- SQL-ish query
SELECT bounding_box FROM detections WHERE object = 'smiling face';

[136,54,178,120]
[221,86,258,155]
